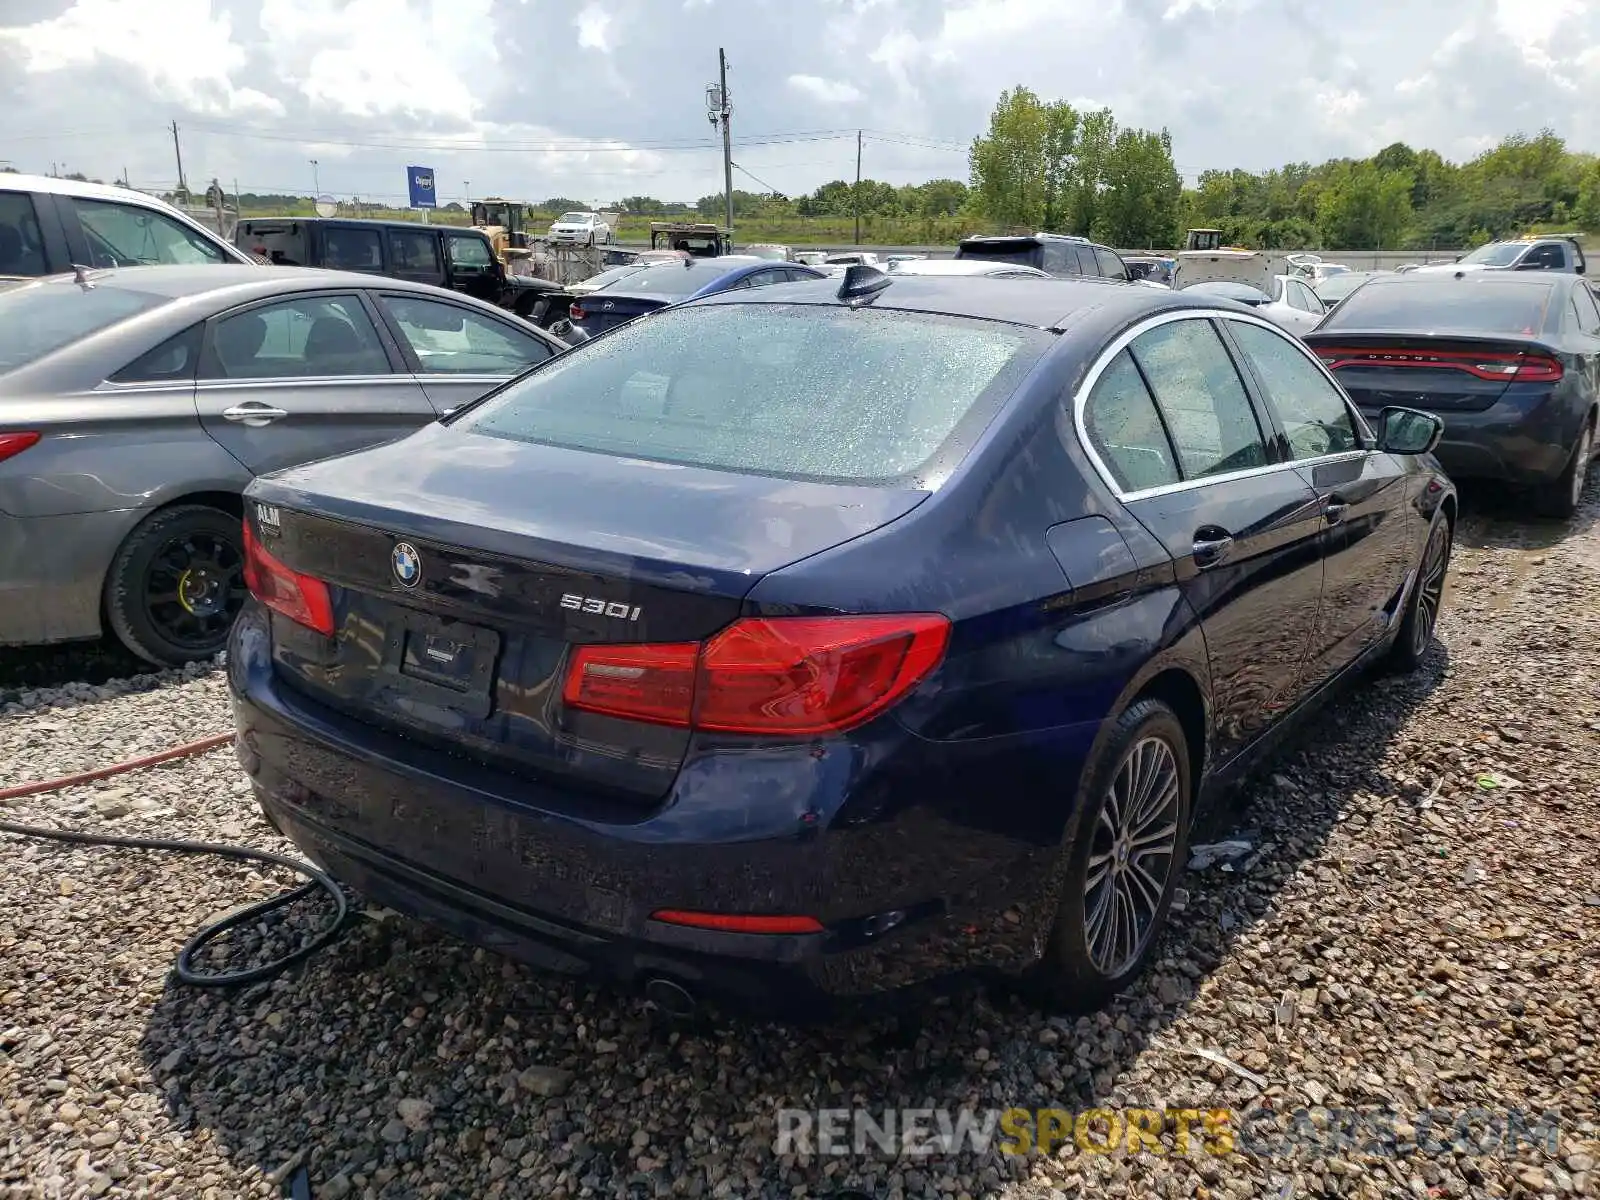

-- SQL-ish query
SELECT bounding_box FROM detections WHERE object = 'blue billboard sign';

[406,166,437,209]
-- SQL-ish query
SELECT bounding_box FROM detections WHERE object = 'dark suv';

[235,217,564,323]
[955,232,1130,281]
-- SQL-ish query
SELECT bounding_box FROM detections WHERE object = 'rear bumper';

[1356,392,1582,486]
[227,605,1083,1014]
[0,508,134,645]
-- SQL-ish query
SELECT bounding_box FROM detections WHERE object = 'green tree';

[1096,128,1182,248]
[1067,108,1116,236]
[969,86,1051,229]
[1315,162,1414,249]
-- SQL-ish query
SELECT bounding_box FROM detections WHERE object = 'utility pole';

[170,121,186,196]
[854,129,863,247]
[719,49,734,243]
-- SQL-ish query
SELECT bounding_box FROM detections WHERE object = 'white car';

[885,259,1048,279]
[1180,275,1327,336]
[824,251,880,267]
[1,173,259,278]
[546,211,612,246]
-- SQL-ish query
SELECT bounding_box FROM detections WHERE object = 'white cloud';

[2,0,1598,207]
[0,0,283,116]
[574,3,614,52]
[787,74,863,104]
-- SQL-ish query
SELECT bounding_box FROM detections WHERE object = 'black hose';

[0,816,349,987]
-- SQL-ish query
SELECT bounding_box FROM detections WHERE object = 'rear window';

[1185,281,1271,306]
[0,282,167,373]
[609,259,747,297]
[456,303,1045,483]
[1459,243,1528,267]
[1320,280,1556,335]
[956,240,1041,269]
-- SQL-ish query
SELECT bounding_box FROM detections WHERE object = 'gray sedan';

[0,264,566,664]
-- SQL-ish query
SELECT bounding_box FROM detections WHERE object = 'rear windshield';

[607,259,746,297]
[0,282,167,373]
[1320,280,1556,335]
[456,303,1045,484]
[955,241,1040,269]
[1314,273,1373,301]
[1185,281,1271,305]
[1459,243,1529,267]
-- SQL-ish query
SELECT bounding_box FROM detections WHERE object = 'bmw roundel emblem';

[391,542,422,588]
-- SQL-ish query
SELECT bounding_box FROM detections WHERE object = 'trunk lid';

[247,422,929,803]
[568,293,669,337]
[1303,332,1555,414]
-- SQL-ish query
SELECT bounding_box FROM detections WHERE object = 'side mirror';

[1377,406,1444,455]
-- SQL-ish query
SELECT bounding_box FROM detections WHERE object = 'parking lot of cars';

[2,217,1598,1198]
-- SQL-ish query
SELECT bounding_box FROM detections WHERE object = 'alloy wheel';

[1412,520,1450,656]
[1083,735,1181,976]
[142,531,247,652]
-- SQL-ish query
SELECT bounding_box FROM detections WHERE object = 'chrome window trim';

[1072,307,1372,502]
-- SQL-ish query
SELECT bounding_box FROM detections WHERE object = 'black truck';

[235,217,566,324]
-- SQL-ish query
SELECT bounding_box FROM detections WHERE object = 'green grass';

[236,204,973,247]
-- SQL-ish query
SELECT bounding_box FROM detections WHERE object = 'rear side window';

[1128,318,1268,480]
[323,228,382,271]
[1570,283,1600,334]
[1093,247,1125,279]
[1040,241,1078,275]
[0,282,167,374]
[0,191,50,276]
[207,295,391,379]
[71,197,227,267]
[458,304,1045,483]
[1322,281,1556,336]
[111,324,204,384]
[388,230,442,277]
[1082,350,1180,491]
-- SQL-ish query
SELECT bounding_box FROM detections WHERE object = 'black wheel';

[1386,512,1452,673]
[1032,698,1191,1012]
[1532,415,1593,519]
[105,504,247,666]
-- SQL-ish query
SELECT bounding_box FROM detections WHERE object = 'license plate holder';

[387,611,500,719]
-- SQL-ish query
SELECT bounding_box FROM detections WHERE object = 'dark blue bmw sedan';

[230,269,1455,1016]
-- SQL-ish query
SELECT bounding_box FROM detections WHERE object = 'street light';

[309,159,320,197]
[464,181,471,207]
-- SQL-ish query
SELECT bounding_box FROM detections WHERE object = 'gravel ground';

[3,487,1598,1200]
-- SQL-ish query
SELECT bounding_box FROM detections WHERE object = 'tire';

[104,504,247,667]
[1532,415,1593,519]
[1385,511,1452,674]
[1031,698,1192,1013]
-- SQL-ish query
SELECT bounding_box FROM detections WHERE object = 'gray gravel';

[3,488,1599,1199]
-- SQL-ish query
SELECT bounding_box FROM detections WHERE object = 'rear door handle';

[1192,528,1234,569]
[221,402,289,426]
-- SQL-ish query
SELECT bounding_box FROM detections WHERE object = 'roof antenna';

[71,264,96,289]
[837,262,891,305]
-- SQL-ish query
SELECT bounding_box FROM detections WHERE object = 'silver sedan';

[0,264,566,663]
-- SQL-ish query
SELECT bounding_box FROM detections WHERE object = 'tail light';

[242,521,335,636]
[568,302,586,322]
[1314,346,1564,383]
[650,910,823,934]
[0,432,41,464]
[563,614,951,736]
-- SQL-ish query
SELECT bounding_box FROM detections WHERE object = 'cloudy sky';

[1,0,1595,207]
